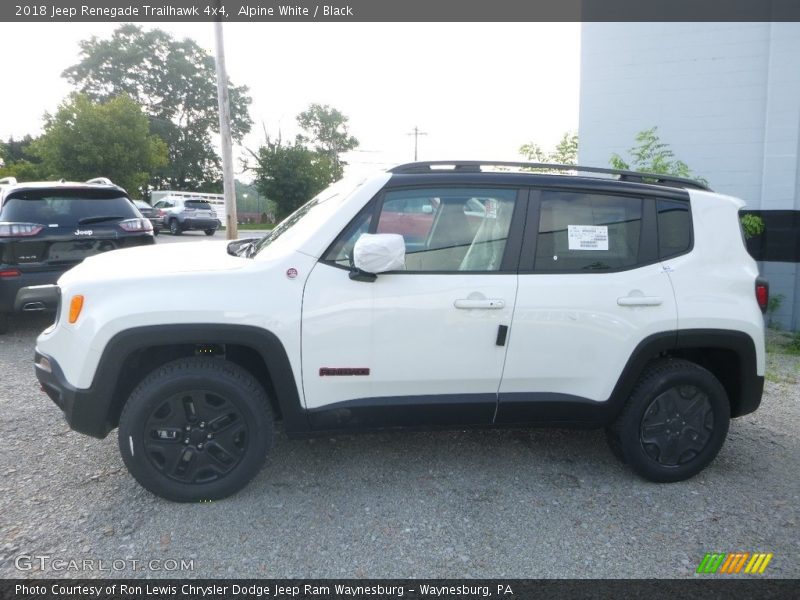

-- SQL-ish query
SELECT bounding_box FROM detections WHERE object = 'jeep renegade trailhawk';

[34,162,768,501]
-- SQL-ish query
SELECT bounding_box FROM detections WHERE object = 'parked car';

[0,176,154,333]
[154,197,220,236]
[134,200,162,235]
[34,161,767,501]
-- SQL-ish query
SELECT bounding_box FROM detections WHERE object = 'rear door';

[497,188,678,423]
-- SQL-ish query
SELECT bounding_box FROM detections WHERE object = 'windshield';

[1,189,137,226]
[248,178,363,257]
[186,200,213,210]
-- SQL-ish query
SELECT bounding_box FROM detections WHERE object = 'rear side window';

[1,189,137,226]
[534,191,643,272]
[657,198,691,258]
[185,200,213,210]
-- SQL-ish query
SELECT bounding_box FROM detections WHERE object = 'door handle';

[454,298,505,309]
[617,296,663,307]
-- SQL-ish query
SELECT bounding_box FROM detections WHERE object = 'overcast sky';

[0,22,580,179]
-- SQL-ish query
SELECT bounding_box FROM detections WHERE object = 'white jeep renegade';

[34,162,768,501]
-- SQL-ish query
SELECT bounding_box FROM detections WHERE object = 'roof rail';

[86,177,114,185]
[388,161,711,191]
[0,176,18,186]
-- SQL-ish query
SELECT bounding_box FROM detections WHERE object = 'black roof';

[388,161,710,192]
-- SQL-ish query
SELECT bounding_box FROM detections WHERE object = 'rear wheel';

[118,357,274,501]
[169,219,182,235]
[204,229,216,236]
[607,358,730,483]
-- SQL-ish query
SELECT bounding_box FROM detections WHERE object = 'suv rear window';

[1,189,138,226]
[185,200,213,210]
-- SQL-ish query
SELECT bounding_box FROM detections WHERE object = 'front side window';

[325,187,518,272]
[534,192,643,272]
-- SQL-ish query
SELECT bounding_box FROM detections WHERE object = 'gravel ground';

[0,316,798,579]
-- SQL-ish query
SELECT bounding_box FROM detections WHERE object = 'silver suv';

[153,197,220,236]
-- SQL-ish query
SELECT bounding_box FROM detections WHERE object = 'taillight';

[756,278,769,313]
[0,222,43,237]
[0,268,21,278]
[119,218,153,232]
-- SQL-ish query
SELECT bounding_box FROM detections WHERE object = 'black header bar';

[2,0,799,23]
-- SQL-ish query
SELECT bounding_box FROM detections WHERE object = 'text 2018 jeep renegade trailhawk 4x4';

[34,162,768,501]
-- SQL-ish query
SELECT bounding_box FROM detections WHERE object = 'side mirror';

[350,233,405,281]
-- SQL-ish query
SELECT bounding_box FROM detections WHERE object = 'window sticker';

[567,225,608,251]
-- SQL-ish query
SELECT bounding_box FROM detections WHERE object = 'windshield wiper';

[78,215,126,225]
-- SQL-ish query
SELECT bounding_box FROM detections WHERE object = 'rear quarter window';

[1,189,138,226]
[657,198,692,258]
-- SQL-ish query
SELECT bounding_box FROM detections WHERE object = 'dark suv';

[0,177,154,333]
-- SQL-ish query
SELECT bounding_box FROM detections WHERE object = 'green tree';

[33,94,168,195]
[609,127,704,183]
[62,24,252,191]
[251,136,335,220]
[0,135,46,181]
[519,131,578,165]
[296,104,359,179]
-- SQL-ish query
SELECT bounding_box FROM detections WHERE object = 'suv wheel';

[169,219,182,235]
[118,357,274,501]
[204,229,216,236]
[0,313,8,335]
[607,358,730,483]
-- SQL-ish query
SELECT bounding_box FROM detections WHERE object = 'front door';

[301,186,526,431]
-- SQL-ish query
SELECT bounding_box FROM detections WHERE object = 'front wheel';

[204,229,216,236]
[606,358,730,483]
[169,220,182,235]
[118,357,274,501]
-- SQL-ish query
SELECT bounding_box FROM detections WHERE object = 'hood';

[59,239,246,285]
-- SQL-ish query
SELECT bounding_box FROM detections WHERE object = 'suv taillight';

[0,222,43,237]
[119,218,153,233]
[756,277,769,314]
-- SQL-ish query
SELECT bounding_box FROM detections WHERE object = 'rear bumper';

[180,218,219,230]
[35,350,111,439]
[0,269,65,313]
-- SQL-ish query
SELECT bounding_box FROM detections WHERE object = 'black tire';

[118,357,273,502]
[204,229,216,236]
[607,358,730,483]
[153,228,160,237]
[169,219,182,235]
[0,313,8,335]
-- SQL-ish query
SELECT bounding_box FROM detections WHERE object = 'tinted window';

[534,192,642,272]
[185,200,213,210]
[328,187,516,272]
[657,199,691,258]
[1,189,137,226]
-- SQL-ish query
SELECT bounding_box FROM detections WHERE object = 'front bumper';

[35,350,112,439]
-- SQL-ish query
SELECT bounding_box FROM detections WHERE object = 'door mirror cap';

[353,233,405,275]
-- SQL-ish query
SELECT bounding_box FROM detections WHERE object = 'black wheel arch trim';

[36,326,762,439]
[36,324,307,439]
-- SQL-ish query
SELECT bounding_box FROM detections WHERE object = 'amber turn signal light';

[68,295,84,324]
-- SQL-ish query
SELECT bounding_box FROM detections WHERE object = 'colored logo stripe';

[697,552,773,574]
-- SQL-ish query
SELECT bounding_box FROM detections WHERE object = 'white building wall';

[579,23,800,329]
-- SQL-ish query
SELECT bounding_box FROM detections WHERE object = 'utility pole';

[407,126,428,161]
[214,7,238,240]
